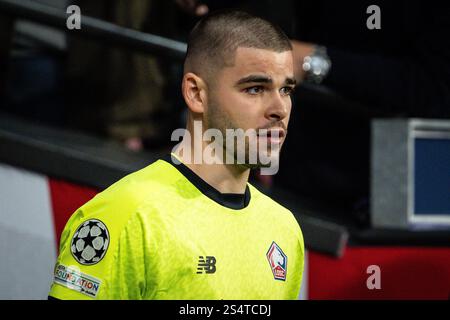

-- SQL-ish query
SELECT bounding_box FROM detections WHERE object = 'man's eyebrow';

[236,75,297,86]
[236,75,273,85]
[285,77,297,86]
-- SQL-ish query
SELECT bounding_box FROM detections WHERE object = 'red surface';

[309,247,450,300]
[48,178,99,250]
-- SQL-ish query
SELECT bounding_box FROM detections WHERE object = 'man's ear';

[182,72,208,114]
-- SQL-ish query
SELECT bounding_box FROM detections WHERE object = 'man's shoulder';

[100,158,179,203]
[59,159,181,248]
[248,184,303,236]
[72,159,180,224]
[248,184,291,213]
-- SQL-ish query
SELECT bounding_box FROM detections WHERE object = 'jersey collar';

[161,154,251,210]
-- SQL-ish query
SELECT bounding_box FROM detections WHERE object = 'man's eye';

[280,87,295,96]
[245,86,264,95]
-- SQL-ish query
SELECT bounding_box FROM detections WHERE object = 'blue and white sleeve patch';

[53,263,102,298]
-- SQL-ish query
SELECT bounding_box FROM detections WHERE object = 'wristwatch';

[302,45,332,84]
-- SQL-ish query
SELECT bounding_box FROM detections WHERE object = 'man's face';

[204,47,295,168]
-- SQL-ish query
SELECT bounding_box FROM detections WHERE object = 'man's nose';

[265,92,289,121]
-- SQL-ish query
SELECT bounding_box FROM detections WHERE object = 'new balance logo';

[197,256,216,274]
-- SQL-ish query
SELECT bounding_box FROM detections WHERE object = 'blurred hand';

[125,137,144,152]
[175,0,209,16]
[291,40,315,82]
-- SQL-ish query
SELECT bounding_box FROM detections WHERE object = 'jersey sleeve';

[283,209,305,300]
[48,198,149,300]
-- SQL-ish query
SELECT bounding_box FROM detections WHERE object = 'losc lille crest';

[266,241,287,281]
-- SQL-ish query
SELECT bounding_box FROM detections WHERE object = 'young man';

[49,10,304,300]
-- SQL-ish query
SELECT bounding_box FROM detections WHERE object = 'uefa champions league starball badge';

[70,219,110,265]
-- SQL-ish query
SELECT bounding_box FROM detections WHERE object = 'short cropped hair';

[184,10,292,78]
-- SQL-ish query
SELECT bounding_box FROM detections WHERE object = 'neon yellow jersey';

[49,155,304,300]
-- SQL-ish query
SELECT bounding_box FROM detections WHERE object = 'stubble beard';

[205,98,280,169]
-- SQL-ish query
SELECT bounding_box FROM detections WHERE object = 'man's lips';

[257,128,286,144]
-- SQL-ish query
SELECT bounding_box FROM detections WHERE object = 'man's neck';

[173,143,250,194]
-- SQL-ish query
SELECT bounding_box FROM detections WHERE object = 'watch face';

[302,49,331,83]
[309,56,331,76]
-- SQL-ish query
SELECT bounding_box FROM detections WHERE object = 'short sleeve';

[48,207,148,300]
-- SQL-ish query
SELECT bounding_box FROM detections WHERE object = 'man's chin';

[241,153,281,169]
[240,162,264,170]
